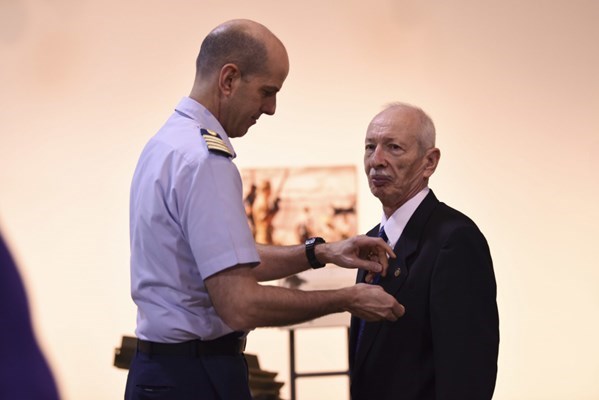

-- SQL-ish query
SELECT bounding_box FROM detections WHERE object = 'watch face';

[307,237,324,246]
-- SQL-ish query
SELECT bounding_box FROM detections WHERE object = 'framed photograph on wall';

[241,165,358,327]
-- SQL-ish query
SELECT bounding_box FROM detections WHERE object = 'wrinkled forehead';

[366,108,419,142]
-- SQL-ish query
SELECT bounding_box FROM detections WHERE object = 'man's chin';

[240,122,256,137]
[371,190,389,203]
[231,128,250,138]
[369,185,385,197]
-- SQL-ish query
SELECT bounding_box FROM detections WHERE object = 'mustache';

[369,170,392,180]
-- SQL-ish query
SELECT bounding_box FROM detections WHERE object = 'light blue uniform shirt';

[130,97,260,342]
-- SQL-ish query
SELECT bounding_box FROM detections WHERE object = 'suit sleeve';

[430,225,499,400]
[0,233,60,399]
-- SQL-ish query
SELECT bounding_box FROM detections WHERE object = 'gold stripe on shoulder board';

[200,128,233,157]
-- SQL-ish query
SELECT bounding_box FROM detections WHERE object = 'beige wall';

[1,0,598,399]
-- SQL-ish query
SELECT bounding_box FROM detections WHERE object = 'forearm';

[253,235,392,281]
[239,284,349,329]
[206,265,402,331]
[225,283,401,330]
[253,243,325,281]
[208,265,348,329]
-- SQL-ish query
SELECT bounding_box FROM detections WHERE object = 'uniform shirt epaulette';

[200,128,233,158]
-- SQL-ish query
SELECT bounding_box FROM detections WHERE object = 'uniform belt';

[137,332,246,357]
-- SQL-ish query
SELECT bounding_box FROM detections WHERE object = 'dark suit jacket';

[0,232,59,399]
[349,190,499,400]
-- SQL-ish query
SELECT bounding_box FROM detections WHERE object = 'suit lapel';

[351,190,440,376]
[355,224,380,285]
[382,190,439,295]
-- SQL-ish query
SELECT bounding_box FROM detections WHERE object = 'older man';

[349,103,499,400]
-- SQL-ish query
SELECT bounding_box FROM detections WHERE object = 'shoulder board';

[200,128,233,158]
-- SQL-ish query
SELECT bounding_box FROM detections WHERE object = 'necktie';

[355,226,388,350]
[371,226,388,284]
[378,226,389,244]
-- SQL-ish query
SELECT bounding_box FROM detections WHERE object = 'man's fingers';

[375,247,390,276]
[370,237,395,276]
[364,271,375,283]
[361,247,392,274]
[355,285,405,322]
[392,302,405,319]
[383,300,405,321]
[353,252,384,274]
[379,238,396,259]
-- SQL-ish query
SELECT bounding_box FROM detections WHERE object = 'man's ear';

[423,148,441,178]
[218,63,241,96]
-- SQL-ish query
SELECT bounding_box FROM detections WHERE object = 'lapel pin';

[394,267,401,277]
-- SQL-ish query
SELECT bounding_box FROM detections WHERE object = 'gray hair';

[384,102,436,153]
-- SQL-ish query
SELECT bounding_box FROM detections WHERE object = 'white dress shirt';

[379,187,430,247]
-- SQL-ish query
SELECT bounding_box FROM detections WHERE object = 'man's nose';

[370,146,387,167]
[262,97,276,116]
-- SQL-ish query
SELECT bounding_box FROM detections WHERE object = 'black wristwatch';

[305,237,326,269]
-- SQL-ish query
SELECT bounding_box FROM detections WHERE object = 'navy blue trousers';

[125,351,252,400]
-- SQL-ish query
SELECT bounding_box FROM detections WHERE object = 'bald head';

[196,19,286,79]
[189,20,289,138]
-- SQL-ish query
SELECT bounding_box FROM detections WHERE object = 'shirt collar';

[380,187,430,247]
[175,97,237,159]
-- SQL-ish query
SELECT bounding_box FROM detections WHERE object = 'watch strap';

[305,237,326,269]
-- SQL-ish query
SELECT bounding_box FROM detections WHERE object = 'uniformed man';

[125,19,405,400]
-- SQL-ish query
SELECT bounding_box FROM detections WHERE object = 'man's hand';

[317,235,396,277]
[343,283,405,321]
